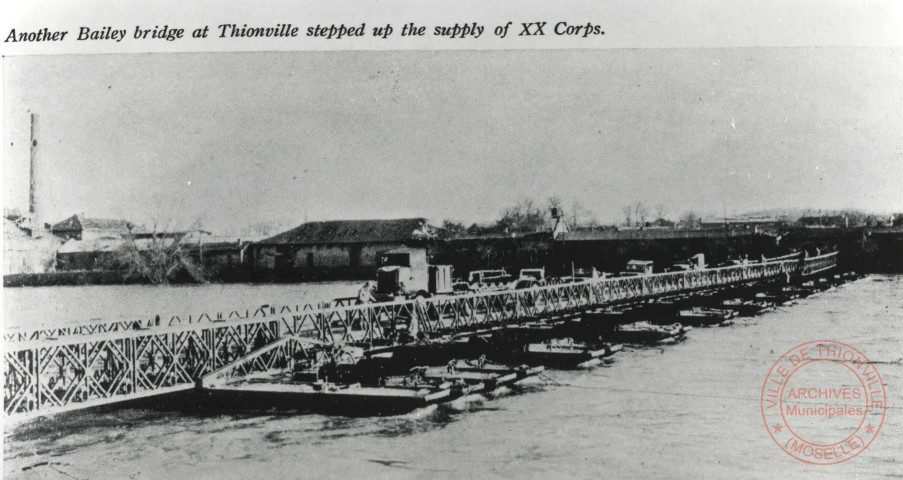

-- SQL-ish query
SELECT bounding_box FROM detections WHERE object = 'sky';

[3,47,903,233]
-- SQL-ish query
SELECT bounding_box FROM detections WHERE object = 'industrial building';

[250,218,438,279]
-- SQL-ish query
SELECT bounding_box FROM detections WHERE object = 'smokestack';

[28,113,43,237]
[29,113,36,215]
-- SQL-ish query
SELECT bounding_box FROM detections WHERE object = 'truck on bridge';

[514,268,547,288]
[467,269,515,289]
[668,253,707,272]
[374,247,453,301]
[620,260,654,277]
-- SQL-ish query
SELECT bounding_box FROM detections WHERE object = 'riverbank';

[6,227,900,288]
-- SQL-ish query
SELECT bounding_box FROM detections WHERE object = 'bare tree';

[109,221,205,284]
[655,203,667,221]
[622,205,633,227]
[497,198,549,232]
[568,201,597,229]
[249,221,279,237]
[441,219,467,237]
[634,202,648,227]
[679,211,701,229]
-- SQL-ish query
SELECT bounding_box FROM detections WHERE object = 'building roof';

[699,215,786,225]
[558,229,764,241]
[259,218,435,245]
[57,236,183,254]
[189,241,251,253]
[51,214,134,234]
[4,218,30,240]
[4,218,66,245]
[57,237,125,254]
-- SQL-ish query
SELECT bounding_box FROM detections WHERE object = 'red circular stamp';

[761,340,886,464]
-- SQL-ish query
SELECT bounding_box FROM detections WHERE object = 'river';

[2,281,363,331]
[3,275,902,479]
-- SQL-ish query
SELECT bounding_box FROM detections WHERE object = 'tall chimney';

[27,113,43,237]
[29,113,36,214]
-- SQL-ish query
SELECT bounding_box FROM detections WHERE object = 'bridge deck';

[3,252,838,419]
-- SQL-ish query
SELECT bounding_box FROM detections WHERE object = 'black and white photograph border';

[2,2,902,479]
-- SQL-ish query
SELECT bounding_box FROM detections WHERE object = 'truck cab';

[514,268,546,289]
[620,260,654,277]
[669,253,706,272]
[573,267,606,281]
[374,247,452,301]
[519,268,546,282]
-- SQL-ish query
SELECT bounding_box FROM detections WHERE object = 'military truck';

[467,269,515,290]
[668,253,707,272]
[573,267,606,281]
[374,247,453,301]
[513,268,546,289]
[620,260,654,277]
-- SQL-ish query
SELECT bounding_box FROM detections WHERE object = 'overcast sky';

[3,48,902,233]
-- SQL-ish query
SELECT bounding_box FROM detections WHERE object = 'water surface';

[4,276,901,479]
[2,281,361,331]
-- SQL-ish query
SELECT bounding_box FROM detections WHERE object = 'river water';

[3,275,901,479]
[2,281,363,331]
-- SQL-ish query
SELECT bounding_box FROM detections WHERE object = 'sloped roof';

[57,237,125,254]
[447,231,551,241]
[700,215,785,225]
[559,229,763,241]
[82,218,133,230]
[57,236,181,254]
[4,218,66,245]
[4,218,30,239]
[52,214,134,233]
[259,218,433,245]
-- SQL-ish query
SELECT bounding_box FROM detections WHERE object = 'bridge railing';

[2,252,825,344]
[1,298,343,344]
[3,252,837,418]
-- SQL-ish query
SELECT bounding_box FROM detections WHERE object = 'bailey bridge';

[3,252,838,419]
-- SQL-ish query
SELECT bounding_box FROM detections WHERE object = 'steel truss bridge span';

[3,252,837,419]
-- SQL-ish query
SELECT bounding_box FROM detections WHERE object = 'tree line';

[441,198,703,235]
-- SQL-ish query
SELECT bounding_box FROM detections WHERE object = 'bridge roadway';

[3,252,837,419]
